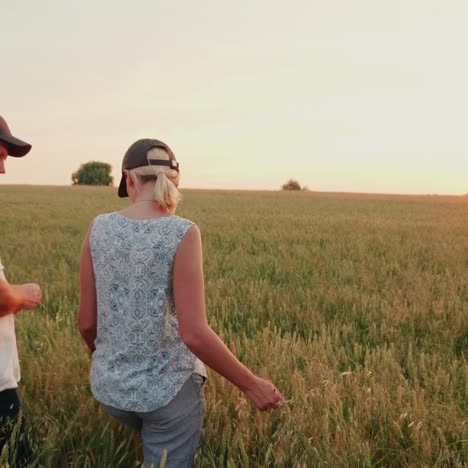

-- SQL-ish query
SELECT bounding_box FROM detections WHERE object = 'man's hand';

[13,283,42,312]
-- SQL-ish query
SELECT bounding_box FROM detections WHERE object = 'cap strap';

[147,159,179,172]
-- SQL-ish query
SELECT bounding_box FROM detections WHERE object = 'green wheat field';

[0,185,467,467]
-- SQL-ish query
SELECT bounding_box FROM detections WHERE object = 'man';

[0,115,42,466]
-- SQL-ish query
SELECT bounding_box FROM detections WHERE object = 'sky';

[2,0,467,194]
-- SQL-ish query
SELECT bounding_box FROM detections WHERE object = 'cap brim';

[0,134,32,157]
[118,173,128,198]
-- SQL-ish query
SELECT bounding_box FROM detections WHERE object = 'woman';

[78,138,284,467]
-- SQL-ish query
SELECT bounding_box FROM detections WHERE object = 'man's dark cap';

[0,115,32,157]
[118,138,179,198]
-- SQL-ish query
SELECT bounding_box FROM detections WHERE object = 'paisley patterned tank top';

[89,212,206,412]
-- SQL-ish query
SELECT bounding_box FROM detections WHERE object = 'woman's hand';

[16,283,42,311]
[243,376,285,411]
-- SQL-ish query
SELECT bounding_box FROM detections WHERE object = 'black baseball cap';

[0,115,32,157]
[118,138,179,198]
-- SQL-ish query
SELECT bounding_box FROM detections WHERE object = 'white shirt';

[0,258,21,392]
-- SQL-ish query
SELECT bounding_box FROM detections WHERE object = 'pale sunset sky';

[2,0,467,194]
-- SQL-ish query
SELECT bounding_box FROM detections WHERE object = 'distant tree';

[281,179,303,191]
[72,161,113,186]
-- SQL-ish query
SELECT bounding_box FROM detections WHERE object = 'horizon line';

[0,183,466,198]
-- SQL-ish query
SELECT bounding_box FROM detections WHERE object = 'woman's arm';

[174,224,285,411]
[78,224,97,353]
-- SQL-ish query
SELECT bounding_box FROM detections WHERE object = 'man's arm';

[0,280,20,317]
[0,280,42,318]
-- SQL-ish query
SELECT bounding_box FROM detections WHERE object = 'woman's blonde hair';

[129,147,182,213]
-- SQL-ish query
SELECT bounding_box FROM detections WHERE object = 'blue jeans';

[101,374,206,468]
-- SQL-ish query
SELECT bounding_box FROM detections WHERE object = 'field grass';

[0,185,467,467]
